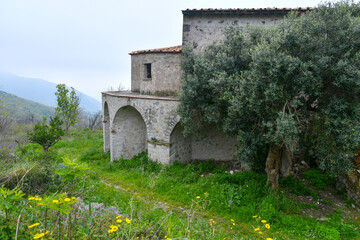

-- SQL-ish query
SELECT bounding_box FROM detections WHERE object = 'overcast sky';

[0,0,324,101]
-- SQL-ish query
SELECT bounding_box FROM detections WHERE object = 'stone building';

[102,8,311,163]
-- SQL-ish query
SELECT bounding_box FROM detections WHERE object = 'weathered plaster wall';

[191,125,238,161]
[103,92,180,163]
[103,92,238,164]
[182,13,284,51]
[111,106,147,160]
[170,123,192,163]
[103,102,110,152]
[131,53,182,95]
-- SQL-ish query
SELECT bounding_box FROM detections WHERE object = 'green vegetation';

[302,169,336,190]
[179,1,360,188]
[1,129,359,239]
[27,116,64,159]
[55,84,80,132]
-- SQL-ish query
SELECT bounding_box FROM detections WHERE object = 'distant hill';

[0,72,101,113]
[0,90,55,123]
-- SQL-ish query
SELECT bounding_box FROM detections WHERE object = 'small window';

[144,63,152,79]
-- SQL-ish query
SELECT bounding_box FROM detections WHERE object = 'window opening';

[144,63,152,79]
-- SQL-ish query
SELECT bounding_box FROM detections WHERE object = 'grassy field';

[1,129,360,239]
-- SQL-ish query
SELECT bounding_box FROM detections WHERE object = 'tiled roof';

[182,8,314,15]
[129,45,182,55]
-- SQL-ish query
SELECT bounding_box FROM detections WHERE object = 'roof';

[129,45,182,55]
[182,7,314,15]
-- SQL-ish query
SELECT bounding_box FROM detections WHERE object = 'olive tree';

[179,2,360,188]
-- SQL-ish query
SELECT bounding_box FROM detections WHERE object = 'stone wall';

[103,102,110,152]
[337,171,360,205]
[191,125,238,161]
[170,123,192,163]
[103,92,239,164]
[182,13,284,51]
[131,53,182,95]
[111,106,147,160]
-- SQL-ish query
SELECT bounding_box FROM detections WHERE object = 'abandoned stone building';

[102,8,312,164]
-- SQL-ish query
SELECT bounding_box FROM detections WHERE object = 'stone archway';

[170,122,191,163]
[103,102,110,152]
[111,106,147,161]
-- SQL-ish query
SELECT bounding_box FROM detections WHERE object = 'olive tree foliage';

[179,2,360,188]
[55,84,80,132]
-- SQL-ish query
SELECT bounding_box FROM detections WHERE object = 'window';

[144,63,152,79]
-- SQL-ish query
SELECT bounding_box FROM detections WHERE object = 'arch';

[103,101,110,152]
[170,122,191,163]
[111,106,147,160]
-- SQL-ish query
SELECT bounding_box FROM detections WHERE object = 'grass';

[1,129,360,239]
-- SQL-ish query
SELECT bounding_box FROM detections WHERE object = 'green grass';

[2,129,360,239]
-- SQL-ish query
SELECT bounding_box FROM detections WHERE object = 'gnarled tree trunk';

[265,144,292,189]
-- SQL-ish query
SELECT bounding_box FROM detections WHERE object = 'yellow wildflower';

[33,232,45,239]
[232,222,235,226]
[28,197,35,200]
[108,229,113,233]
[52,200,59,204]
[71,197,76,200]
[28,223,40,228]
[267,238,274,240]
[196,196,200,199]
[111,225,118,231]
[252,215,257,218]
[116,215,122,219]
[64,198,70,202]
[125,217,131,223]
[254,228,260,231]
[259,231,262,234]
[265,224,270,229]
[231,219,234,222]
[261,220,266,223]
[38,203,43,206]
[116,219,122,223]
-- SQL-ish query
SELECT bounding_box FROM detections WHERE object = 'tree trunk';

[265,144,282,189]
[280,146,292,178]
[265,144,292,189]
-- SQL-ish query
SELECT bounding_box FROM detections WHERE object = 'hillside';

[0,72,101,113]
[0,90,54,123]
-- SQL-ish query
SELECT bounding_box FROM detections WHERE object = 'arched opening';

[103,102,110,152]
[111,106,147,160]
[191,124,238,161]
[170,122,191,163]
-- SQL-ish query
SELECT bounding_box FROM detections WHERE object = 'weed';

[303,169,336,189]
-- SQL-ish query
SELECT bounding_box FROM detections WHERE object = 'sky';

[0,0,325,101]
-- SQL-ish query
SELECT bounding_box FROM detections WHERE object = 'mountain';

[0,90,55,123]
[0,72,101,113]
